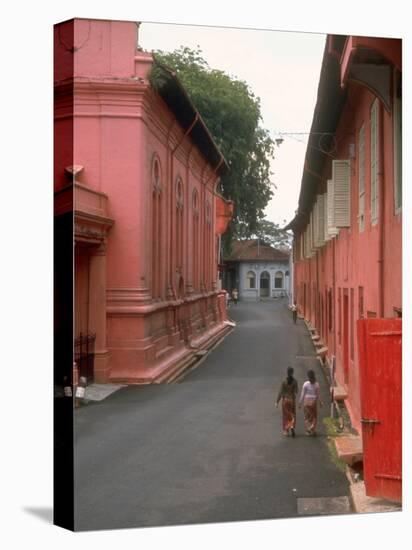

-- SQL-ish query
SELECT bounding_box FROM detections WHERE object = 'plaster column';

[211,182,218,291]
[135,121,151,303]
[88,242,110,383]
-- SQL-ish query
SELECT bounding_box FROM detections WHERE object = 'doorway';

[260,271,270,298]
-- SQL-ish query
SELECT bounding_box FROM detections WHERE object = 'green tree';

[150,47,276,247]
[252,219,292,250]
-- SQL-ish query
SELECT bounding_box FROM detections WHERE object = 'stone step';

[316,346,328,358]
[335,435,363,466]
[332,385,348,401]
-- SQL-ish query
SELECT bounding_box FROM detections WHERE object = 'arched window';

[274,271,284,289]
[246,270,256,289]
[192,189,199,290]
[152,156,162,298]
[176,177,184,273]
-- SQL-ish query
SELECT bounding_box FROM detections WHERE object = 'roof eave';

[286,34,348,231]
[151,57,230,176]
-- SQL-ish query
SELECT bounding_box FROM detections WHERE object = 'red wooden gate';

[357,318,402,502]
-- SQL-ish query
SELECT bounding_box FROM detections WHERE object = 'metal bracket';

[361,418,381,425]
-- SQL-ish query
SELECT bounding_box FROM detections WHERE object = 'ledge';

[332,385,348,401]
[335,435,363,466]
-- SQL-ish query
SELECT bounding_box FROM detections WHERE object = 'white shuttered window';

[313,200,319,248]
[333,159,351,227]
[327,179,339,238]
[310,212,315,255]
[370,99,379,224]
[394,70,402,213]
[315,194,325,247]
[358,125,365,232]
[323,192,329,242]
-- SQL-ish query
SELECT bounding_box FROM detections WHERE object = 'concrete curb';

[345,466,401,514]
[172,324,235,382]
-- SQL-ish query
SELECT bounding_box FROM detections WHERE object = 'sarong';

[282,397,296,431]
[303,399,317,434]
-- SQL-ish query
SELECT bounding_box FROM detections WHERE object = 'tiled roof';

[224,240,290,262]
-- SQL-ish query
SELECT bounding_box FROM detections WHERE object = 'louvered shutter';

[393,70,402,212]
[300,231,304,260]
[333,159,351,227]
[327,179,339,238]
[317,194,325,247]
[304,226,308,258]
[358,125,365,232]
[313,200,319,248]
[305,222,311,258]
[323,192,329,242]
[303,227,307,258]
[309,212,314,256]
[370,99,379,223]
[313,195,325,248]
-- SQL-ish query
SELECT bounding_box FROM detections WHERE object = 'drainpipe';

[378,103,385,318]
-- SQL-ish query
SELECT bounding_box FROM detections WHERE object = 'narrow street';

[74,299,351,531]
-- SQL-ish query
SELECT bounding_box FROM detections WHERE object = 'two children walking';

[275,367,323,437]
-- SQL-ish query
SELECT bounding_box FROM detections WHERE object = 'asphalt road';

[74,298,351,531]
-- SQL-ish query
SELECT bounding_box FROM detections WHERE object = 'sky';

[139,22,326,227]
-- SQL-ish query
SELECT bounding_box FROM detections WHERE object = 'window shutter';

[333,159,351,227]
[300,231,304,260]
[304,226,308,258]
[323,192,329,242]
[309,212,314,256]
[317,194,325,247]
[304,224,308,258]
[394,70,402,212]
[304,221,312,259]
[358,125,365,232]
[313,200,319,248]
[359,126,365,195]
[370,99,379,223]
[327,179,339,238]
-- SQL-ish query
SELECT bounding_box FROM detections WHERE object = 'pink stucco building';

[54,18,233,385]
[286,35,402,433]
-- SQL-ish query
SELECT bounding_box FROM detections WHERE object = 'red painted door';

[357,318,402,502]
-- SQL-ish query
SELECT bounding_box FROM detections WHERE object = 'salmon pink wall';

[55,18,232,384]
[293,38,402,431]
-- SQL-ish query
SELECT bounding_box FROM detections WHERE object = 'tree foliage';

[151,47,276,245]
[251,219,292,250]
